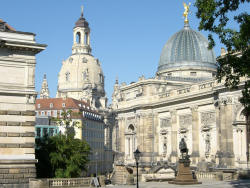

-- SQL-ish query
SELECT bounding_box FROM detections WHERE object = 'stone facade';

[0,20,46,186]
[111,21,249,184]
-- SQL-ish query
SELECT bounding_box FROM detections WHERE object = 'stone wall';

[0,26,46,186]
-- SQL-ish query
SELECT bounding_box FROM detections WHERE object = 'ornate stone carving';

[191,105,198,112]
[201,112,215,127]
[162,135,167,155]
[219,96,233,105]
[160,118,171,128]
[179,114,192,127]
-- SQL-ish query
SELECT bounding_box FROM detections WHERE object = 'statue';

[179,138,188,159]
[183,2,191,24]
[205,134,210,154]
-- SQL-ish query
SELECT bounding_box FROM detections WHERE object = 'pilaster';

[191,105,199,164]
[170,109,177,163]
[217,96,234,167]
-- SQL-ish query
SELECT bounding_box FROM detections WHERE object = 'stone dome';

[57,54,105,99]
[157,23,217,75]
[74,17,89,28]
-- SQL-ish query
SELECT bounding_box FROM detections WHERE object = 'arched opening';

[125,124,137,160]
[128,124,134,132]
[84,33,88,45]
[76,32,81,44]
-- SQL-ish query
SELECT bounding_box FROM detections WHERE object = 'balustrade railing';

[196,172,216,180]
[48,177,91,187]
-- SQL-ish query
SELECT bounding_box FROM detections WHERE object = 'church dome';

[74,17,89,28]
[157,23,217,75]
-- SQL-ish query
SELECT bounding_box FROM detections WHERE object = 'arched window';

[125,124,137,159]
[65,72,70,81]
[84,33,88,45]
[76,32,81,44]
[128,124,134,132]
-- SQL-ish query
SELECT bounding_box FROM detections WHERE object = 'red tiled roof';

[36,98,97,114]
[0,19,16,31]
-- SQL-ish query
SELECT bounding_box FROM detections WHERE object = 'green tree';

[35,110,91,178]
[195,0,250,117]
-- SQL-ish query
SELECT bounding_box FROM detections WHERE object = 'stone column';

[215,101,222,166]
[191,106,199,164]
[218,97,234,167]
[225,97,234,166]
[120,117,125,155]
[170,109,178,163]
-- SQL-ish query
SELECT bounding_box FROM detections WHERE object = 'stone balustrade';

[196,172,216,180]
[49,177,91,187]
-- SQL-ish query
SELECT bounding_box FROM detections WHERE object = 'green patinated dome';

[157,23,217,73]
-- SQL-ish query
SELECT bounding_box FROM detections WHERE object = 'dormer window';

[65,72,70,81]
[50,103,53,108]
[82,57,87,63]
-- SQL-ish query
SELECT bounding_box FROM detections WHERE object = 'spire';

[40,74,50,99]
[81,5,84,18]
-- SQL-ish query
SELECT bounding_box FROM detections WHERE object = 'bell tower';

[72,6,91,55]
[40,74,50,99]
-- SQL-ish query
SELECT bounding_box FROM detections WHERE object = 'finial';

[43,74,46,79]
[183,2,191,24]
[81,5,84,17]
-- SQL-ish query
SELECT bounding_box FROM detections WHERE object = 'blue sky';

[1,0,248,103]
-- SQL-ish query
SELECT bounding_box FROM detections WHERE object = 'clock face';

[82,57,87,63]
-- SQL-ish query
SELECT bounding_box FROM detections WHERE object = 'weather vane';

[183,2,191,24]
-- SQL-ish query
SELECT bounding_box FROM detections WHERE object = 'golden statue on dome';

[183,2,191,24]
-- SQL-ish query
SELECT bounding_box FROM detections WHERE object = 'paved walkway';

[106,180,250,188]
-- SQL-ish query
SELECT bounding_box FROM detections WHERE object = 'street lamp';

[134,148,141,188]
[95,151,98,177]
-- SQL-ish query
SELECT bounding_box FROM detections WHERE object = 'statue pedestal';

[169,159,201,185]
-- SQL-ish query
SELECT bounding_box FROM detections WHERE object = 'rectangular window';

[47,111,51,116]
[53,110,57,117]
[50,103,53,108]
[41,111,45,116]
[62,103,66,107]
[38,104,40,108]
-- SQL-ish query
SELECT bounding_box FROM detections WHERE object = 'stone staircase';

[111,165,127,185]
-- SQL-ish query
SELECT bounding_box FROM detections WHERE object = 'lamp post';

[95,151,98,177]
[134,148,141,188]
